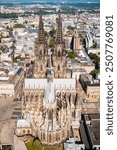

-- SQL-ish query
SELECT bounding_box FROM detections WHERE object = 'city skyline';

[0,3,100,150]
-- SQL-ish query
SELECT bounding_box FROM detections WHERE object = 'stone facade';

[34,14,67,79]
[16,13,81,146]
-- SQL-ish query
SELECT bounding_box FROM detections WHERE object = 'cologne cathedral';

[16,13,81,146]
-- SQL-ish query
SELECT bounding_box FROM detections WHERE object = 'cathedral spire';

[56,13,63,45]
[35,11,46,60]
[55,12,66,58]
[38,12,45,45]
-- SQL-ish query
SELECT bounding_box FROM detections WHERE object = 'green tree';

[88,52,99,60]
[13,23,26,28]
[88,53,100,69]
[44,31,48,37]
[79,34,84,45]
[67,51,77,59]
[32,139,43,150]
[49,38,56,48]
[30,24,35,28]
[13,55,21,62]
[49,28,56,37]
[67,25,75,31]
[91,69,100,79]
[0,13,18,18]
[26,139,43,150]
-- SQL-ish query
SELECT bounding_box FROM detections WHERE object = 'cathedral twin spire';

[38,14,45,45]
[35,12,66,78]
[37,12,63,53]
[56,13,63,45]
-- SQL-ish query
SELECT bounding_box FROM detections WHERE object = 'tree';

[49,38,56,48]
[44,31,48,37]
[13,55,21,62]
[67,25,75,31]
[32,139,43,150]
[88,53,100,69]
[30,24,35,28]
[0,13,18,18]
[67,51,77,59]
[91,69,100,79]
[49,28,56,37]
[79,34,84,45]
[13,23,26,28]
[89,52,97,59]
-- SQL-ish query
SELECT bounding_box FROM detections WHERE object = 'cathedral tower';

[55,13,66,57]
[52,13,67,78]
[36,14,46,58]
[34,13,67,78]
[34,13,47,78]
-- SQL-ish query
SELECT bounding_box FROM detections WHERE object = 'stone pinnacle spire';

[38,13,45,45]
[56,13,63,45]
